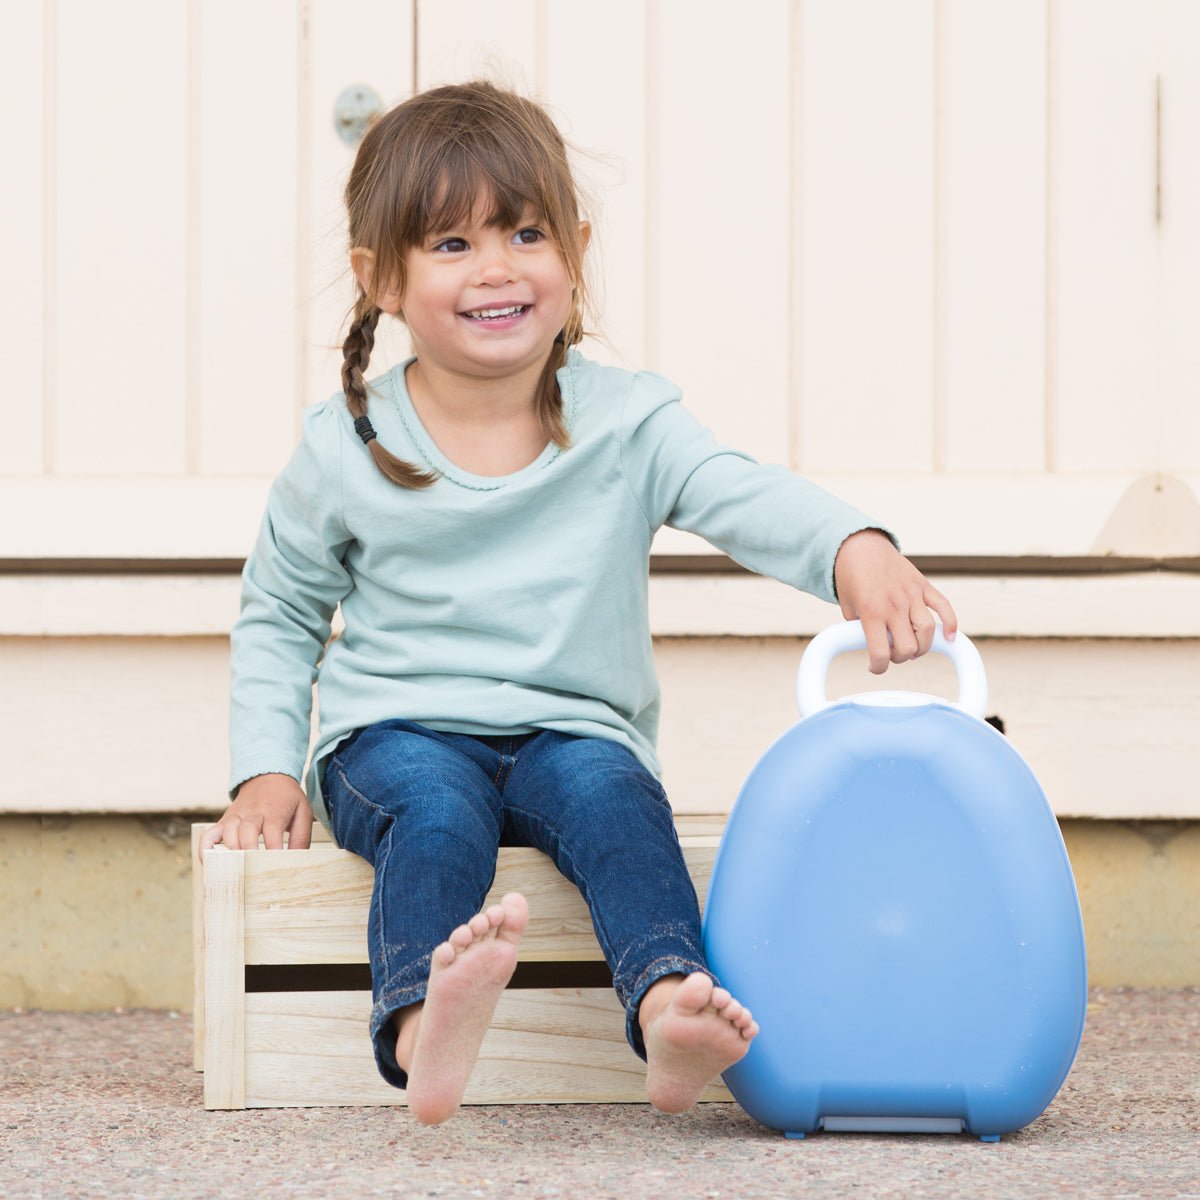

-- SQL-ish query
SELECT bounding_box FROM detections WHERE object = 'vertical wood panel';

[543,1,648,371]
[1160,0,1200,472]
[943,0,1046,473]
[799,0,935,473]
[652,0,791,464]
[55,0,188,475]
[418,1,538,94]
[199,0,299,475]
[307,2,416,411]
[1056,0,1158,471]
[0,2,45,475]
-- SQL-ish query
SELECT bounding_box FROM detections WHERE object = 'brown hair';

[341,80,592,488]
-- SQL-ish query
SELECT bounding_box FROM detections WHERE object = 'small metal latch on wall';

[333,84,383,145]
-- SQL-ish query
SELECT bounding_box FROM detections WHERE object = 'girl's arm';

[200,401,354,863]
[620,371,956,670]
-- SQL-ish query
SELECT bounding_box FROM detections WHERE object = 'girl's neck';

[405,355,545,431]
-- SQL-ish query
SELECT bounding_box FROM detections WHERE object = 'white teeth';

[466,304,525,319]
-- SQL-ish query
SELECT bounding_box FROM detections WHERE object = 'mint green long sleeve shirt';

[229,348,897,836]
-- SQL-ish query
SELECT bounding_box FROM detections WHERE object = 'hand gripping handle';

[796,620,988,719]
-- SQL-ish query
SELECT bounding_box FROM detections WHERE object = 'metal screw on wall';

[334,85,383,145]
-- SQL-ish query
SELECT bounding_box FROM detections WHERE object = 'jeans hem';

[369,976,432,1091]
[623,955,719,1061]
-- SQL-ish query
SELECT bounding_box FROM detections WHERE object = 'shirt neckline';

[387,350,580,491]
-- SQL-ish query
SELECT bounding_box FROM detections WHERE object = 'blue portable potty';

[702,621,1087,1142]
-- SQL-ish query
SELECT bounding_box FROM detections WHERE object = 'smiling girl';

[199,80,956,1125]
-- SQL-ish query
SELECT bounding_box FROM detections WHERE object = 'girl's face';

[385,200,582,382]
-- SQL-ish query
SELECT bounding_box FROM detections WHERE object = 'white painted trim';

[2,571,1196,639]
[7,473,1198,559]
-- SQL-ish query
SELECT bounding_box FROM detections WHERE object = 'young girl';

[199,80,956,1125]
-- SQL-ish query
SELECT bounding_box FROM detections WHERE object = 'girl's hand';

[832,529,958,675]
[197,773,313,865]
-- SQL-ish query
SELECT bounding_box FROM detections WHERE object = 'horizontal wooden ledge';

[2,570,1198,638]
[3,555,1198,576]
[3,472,1196,558]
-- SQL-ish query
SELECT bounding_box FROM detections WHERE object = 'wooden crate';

[191,816,733,1109]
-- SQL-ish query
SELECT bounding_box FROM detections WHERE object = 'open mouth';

[461,304,530,322]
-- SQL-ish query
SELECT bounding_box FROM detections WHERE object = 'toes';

[497,893,530,938]
[431,941,456,969]
[710,986,732,1009]
[672,972,715,1015]
[467,912,491,938]
[720,998,744,1021]
[448,924,474,950]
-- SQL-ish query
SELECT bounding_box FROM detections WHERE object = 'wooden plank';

[192,823,206,1071]
[54,0,188,475]
[942,0,1046,472]
[798,0,935,472]
[194,816,720,846]
[1055,0,1158,471]
[10,567,1200,640]
[542,0,648,370]
[0,478,270,557]
[242,988,732,1107]
[306,0,416,417]
[203,847,246,1109]
[238,837,720,965]
[417,0,538,94]
[5,460,1195,562]
[651,0,791,465]
[0,0,45,476]
[198,0,299,475]
[1160,0,1200,472]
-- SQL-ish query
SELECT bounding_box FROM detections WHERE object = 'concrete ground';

[3,988,1197,1200]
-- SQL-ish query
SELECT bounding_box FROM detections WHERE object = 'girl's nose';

[476,243,517,284]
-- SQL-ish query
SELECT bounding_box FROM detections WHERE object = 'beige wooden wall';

[2,1,1198,819]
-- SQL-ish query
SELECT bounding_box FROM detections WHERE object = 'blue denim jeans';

[322,718,717,1090]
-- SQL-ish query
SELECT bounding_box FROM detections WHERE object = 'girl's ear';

[578,220,592,252]
[350,247,403,315]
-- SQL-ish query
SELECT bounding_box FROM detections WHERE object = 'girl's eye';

[432,237,468,253]
[515,227,545,245]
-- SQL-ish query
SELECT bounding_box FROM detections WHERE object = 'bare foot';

[404,892,529,1124]
[640,972,759,1114]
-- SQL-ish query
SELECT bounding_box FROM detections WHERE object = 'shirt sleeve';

[228,399,355,799]
[618,369,901,604]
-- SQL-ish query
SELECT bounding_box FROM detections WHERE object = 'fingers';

[924,583,957,639]
[287,805,314,851]
[198,777,312,863]
[907,600,938,659]
[862,618,891,675]
[197,825,221,866]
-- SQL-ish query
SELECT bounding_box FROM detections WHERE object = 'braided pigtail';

[533,288,585,448]
[341,295,439,489]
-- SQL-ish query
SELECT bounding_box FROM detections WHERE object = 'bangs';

[409,148,556,243]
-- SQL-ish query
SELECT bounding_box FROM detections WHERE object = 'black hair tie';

[353,415,378,445]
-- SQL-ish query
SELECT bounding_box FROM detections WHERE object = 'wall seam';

[790,0,804,473]
[42,0,57,477]
[644,1,658,371]
[932,0,946,475]
[185,0,202,475]
[1045,0,1058,473]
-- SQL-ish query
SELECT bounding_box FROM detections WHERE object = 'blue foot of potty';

[784,1131,806,1140]
[979,1134,1002,1143]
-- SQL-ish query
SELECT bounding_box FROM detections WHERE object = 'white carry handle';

[797,620,988,720]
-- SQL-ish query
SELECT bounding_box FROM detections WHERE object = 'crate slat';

[240,988,733,1108]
